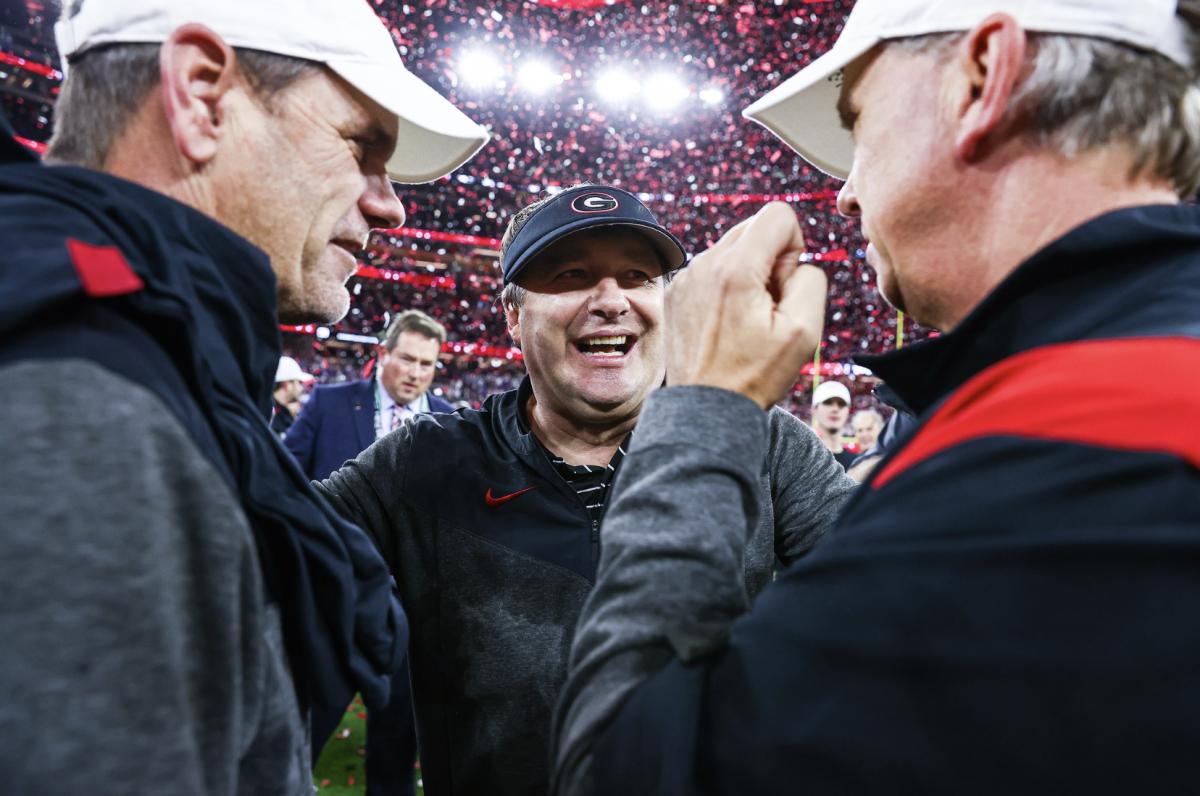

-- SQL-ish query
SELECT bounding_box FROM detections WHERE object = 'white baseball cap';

[275,356,314,384]
[55,0,490,184]
[812,380,852,406]
[743,0,1194,179]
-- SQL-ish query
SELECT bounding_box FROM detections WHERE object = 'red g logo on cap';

[570,193,620,214]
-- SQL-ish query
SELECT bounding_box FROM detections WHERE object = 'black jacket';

[0,150,406,727]
[571,204,1200,795]
[318,376,854,796]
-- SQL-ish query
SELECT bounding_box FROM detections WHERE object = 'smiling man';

[0,0,486,792]
[315,184,856,795]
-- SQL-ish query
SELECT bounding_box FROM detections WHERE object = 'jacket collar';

[857,203,1200,416]
[0,161,280,414]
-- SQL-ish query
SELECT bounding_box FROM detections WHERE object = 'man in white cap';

[554,1,1200,793]
[0,0,485,792]
[272,355,314,439]
[810,380,856,469]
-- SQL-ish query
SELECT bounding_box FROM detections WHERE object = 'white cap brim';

[330,60,489,184]
[742,35,880,180]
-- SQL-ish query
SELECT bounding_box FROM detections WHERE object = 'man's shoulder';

[427,393,455,413]
[307,378,373,409]
[313,378,372,396]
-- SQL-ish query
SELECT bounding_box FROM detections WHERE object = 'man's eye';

[554,269,586,280]
[349,137,371,162]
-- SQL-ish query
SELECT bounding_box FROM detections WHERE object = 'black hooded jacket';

[0,133,405,791]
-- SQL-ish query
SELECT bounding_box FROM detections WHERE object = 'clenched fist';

[665,202,827,409]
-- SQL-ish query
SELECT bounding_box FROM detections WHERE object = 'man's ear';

[159,24,238,167]
[504,302,522,347]
[954,13,1027,164]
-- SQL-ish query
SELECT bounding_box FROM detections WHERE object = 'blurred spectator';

[271,356,313,439]
[810,380,856,470]
[851,408,883,454]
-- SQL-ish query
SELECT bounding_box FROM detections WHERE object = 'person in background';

[810,380,856,469]
[286,309,451,483]
[0,0,487,791]
[286,309,451,795]
[272,355,314,439]
[851,407,884,455]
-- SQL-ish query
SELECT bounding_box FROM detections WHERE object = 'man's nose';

[361,174,405,230]
[836,170,861,219]
[589,277,631,318]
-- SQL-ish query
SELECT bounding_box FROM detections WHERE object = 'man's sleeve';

[283,386,320,478]
[766,407,858,565]
[0,359,298,794]
[553,386,768,795]
[314,425,414,573]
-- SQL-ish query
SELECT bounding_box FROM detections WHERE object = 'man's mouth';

[574,334,636,358]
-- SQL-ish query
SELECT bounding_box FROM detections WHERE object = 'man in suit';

[286,308,450,796]
[287,309,452,480]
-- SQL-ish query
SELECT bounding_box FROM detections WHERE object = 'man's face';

[506,229,666,425]
[217,68,405,325]
[813,398,849,434]
[853,413,882,450]
[379,331,442,406]
[276,379,304,404]
[835,46,959,324]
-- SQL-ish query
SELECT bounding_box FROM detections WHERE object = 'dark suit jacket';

[285,378,454,481]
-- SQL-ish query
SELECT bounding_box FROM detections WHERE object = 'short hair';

[892,2,1200,198]
[47,5,319,169]
[382,309,446,351]
[497,186,590,312]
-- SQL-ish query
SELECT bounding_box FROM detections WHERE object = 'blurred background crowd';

[1,0,928,423]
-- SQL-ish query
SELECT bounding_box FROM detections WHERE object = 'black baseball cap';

[501,185,687,284]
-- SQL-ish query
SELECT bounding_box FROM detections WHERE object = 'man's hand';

[665,202,828,409]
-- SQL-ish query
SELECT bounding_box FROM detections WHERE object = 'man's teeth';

[579,335,628,357]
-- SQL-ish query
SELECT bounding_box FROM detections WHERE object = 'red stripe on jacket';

[873,337,1200,489]
[67,238,144,297]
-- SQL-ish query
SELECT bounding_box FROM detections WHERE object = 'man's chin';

[277,286,352,326]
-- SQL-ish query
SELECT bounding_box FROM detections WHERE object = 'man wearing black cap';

[315,184,855,796]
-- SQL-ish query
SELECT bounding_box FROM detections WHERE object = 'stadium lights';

[643,72,690,111]
[459,51,503,89]
[698,86,725,106]
[595,69,640,104]
[518,61,564,94]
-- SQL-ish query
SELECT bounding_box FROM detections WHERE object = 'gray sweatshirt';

[0,361,311,795]
[555,386,818,794]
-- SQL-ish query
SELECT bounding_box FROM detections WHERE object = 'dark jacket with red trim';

[554,204,1200,796]
[0,146,405,792]
[315,375,855,796]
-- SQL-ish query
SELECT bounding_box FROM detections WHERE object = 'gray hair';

[382,309,447,350]
[46,34,317,169]
[853,409,884,429]
[893,2,1200,197]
